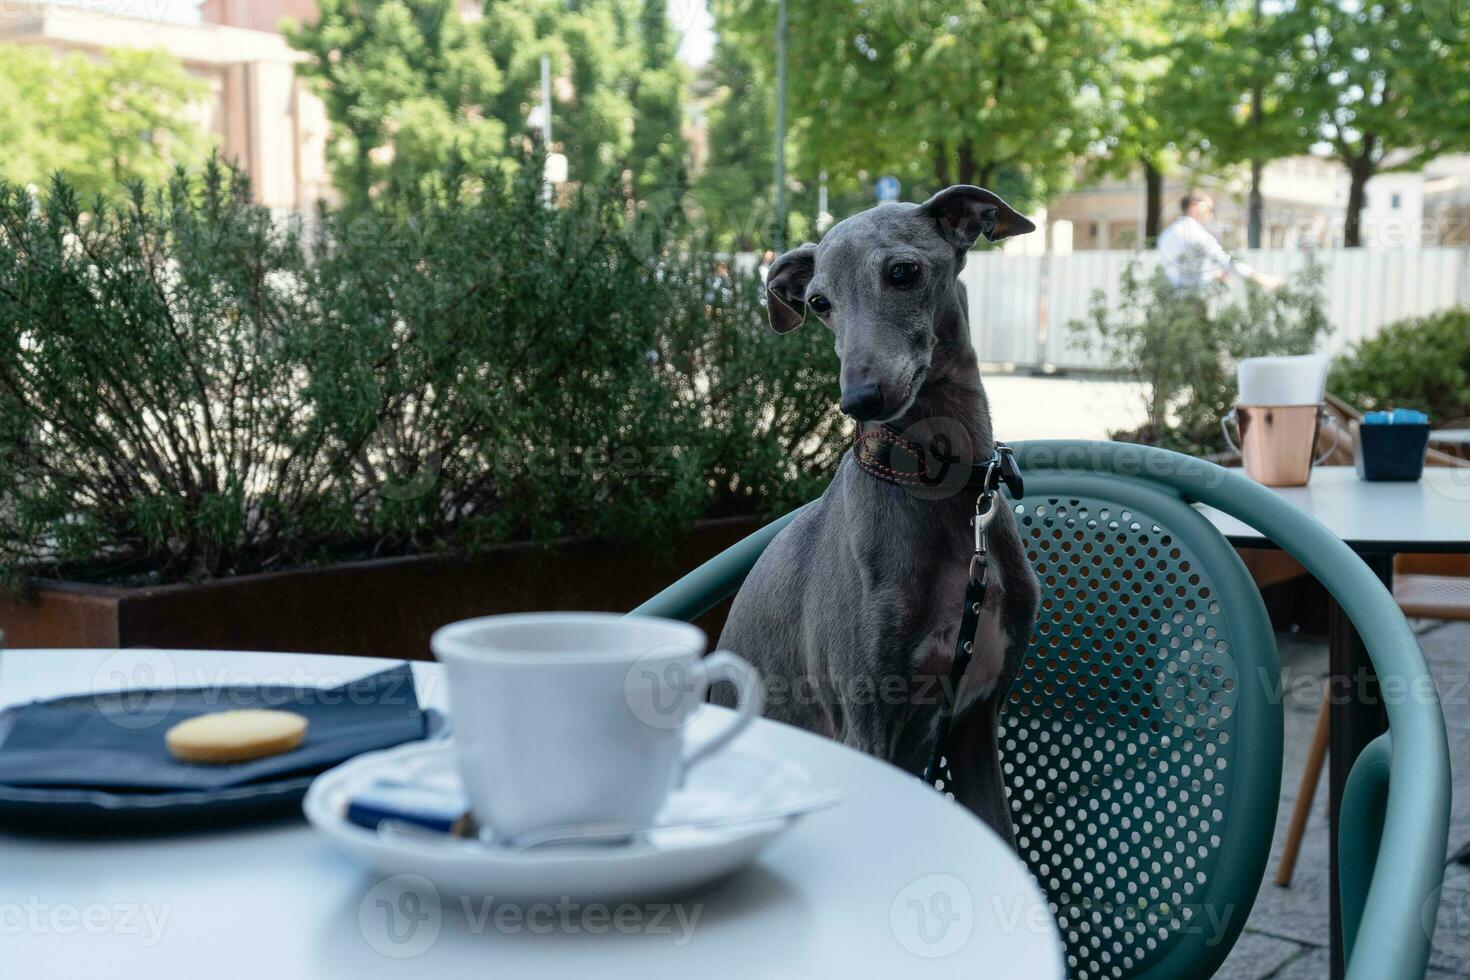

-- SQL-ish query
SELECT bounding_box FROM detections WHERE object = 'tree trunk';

[1344,160,1372,248]
[957,142,979,188]
[1247,157,1264,249]
[1248,0,1264,248]
[933,151,951,189]
[354,125,376,207]
[1143,160,1163,246]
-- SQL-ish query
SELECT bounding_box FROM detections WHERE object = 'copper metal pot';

[1222,404,1340,487]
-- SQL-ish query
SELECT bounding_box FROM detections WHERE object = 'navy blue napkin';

[0,664,427,792]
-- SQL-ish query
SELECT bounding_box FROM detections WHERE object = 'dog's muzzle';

[839,383,885,421]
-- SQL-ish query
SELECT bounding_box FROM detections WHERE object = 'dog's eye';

[888,262,920,287]
[807,293,832,315]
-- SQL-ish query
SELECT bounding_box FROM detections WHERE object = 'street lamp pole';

[540,54,553,147]
[774,0,788,251]
[540,54,554,207]
[1247,0,1264,249]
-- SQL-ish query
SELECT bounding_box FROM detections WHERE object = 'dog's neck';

[873,280,993,458]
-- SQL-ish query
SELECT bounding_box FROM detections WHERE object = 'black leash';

[920,443,1021,791]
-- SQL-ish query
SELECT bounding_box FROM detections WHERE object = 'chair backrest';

[1003,470,1282,980]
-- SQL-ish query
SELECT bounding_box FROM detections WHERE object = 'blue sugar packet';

[1390,408,1428,425]
[346,778,469,834]
[1363,411,1392,425]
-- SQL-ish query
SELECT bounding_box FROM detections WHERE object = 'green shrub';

[0,159,842,591]
[1070,262,1328,456]
[1329,309,1470,424]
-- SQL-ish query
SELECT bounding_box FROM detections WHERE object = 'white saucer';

[304,737,835,902]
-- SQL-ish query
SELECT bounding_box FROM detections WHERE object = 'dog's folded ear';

[765,243,818,334]
[920,186,1035,253]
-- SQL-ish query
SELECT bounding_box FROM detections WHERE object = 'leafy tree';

[0,44,210,200]
[1160,1,1312,246]
[712,0,1112,212]
[692,37,777,250]
[481,0,690,195]
[1086,0,1298,245]
[285,0,506,207]
[630,0,691,197]
[1273,0,1470,246]
[290,0,690,206]
[0,46,59,190]
[1088,1,1189,244]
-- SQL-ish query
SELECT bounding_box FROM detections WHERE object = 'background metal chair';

[634,440,1449,980]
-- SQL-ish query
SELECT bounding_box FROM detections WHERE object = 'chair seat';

[1394,573,1470,621]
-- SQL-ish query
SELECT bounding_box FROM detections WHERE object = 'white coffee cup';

[430,612,764,840]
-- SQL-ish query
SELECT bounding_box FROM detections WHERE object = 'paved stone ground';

[1212,620,1470,979]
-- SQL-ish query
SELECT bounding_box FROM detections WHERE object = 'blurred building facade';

[201,0,483,31]
[199,0,320,34]
[1,3,334,212]
[1048,154,1470,253]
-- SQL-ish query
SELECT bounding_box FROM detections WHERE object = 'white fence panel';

[1042,251,1155,370]
[965,247,1470,370]
[960,252,1043,365]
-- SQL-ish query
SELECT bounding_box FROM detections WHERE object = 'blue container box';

[1352,420,1430,481]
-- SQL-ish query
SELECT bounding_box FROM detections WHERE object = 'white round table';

[0,649,1065,979]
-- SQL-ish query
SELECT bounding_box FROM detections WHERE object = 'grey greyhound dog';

[717,186,1041,843]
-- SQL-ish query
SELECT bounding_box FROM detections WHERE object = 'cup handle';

[681,651,764,776]
[1221,410,1241,455]
[1316,409,1345,465]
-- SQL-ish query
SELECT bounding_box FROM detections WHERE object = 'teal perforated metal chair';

[633,441,1449,980]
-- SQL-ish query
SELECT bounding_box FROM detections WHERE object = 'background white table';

[0,649,1065,979]
[1197,465,1470,554]
[1197,465,1470,979]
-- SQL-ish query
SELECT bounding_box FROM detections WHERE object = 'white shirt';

[1156,215,1255,288]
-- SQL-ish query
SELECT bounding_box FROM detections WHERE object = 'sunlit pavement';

[983,374,1148,443]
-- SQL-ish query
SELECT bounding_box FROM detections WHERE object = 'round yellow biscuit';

[165,709,308,764]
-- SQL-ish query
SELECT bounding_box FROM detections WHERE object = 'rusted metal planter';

[0,518,765,658]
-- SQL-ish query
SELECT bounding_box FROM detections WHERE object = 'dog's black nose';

[839,383,885,421]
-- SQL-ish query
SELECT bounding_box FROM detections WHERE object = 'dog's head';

[765,185,1033,423]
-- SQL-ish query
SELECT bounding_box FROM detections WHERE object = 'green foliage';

[285,0,508,205]
[479,0,690,196]
[692,38,777,252]
[288,0,690,207]
[629,0,692,198]
[0,159,843,591]
[712,0,1112,213]
[0,44,211,200]
[1088,0,1312,237]
[1329,310,1470,425]
[1271,0,1470,244]
[1157,1,1313,173]
[1072,262,1328,456]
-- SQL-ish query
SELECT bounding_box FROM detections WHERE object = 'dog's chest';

[905,557,1007,711]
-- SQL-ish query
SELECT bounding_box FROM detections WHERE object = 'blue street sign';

[876,175,901,203]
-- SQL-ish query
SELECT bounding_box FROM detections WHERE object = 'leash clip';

[972,491,998,556]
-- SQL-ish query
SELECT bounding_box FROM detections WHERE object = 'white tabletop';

[1196,466,1470,553]
[1428,428,1470,447]
[0,649,1065,980]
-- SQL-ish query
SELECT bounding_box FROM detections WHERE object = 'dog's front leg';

[946,695,1017,848]
[834,679,892,760]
